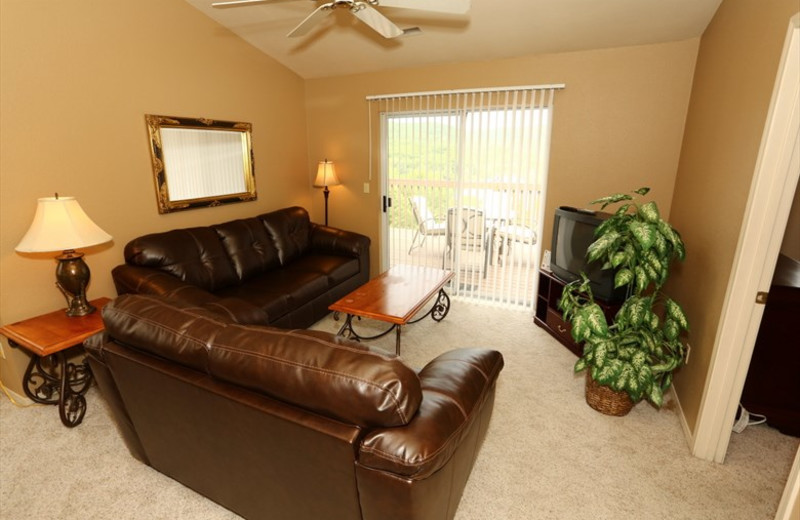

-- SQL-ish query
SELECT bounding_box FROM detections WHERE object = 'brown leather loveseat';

[111,206,369,329]
[86,294,504,520]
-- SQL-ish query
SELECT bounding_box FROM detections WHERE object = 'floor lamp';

[314,159,341,226]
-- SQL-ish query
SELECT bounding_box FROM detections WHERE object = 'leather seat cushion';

[289,254,360,286]
[216,267,330,323]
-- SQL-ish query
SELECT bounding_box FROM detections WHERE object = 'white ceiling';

[184,0,723,79]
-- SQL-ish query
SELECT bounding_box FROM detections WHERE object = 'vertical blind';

[367,84,563,309]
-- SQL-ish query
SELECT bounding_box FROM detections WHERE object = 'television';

[550,206,627,303]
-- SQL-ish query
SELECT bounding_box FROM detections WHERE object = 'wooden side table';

[0,297,110,427]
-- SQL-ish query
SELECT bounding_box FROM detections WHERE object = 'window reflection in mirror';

[145,114,256,213]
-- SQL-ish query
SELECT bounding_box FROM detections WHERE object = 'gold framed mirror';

[145,114,257,213]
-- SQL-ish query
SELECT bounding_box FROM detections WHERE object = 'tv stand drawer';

[546,309,580,355]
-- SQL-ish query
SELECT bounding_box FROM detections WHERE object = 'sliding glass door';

[370,86,559,308]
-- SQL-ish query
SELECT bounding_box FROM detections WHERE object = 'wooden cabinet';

[740,254,800,437]
[534,270,621,357]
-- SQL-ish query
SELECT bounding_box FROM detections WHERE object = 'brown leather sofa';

[86,294,503,520]
[111,206,370,329]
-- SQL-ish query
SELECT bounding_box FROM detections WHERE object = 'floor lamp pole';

[323,186,330,226]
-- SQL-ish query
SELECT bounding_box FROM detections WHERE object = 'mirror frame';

[145,114,257,214]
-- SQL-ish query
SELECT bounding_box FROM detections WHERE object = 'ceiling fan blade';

[373,0,470,14]
[287,3,334,37]
[350,3,404,39]
[212,0,272,8]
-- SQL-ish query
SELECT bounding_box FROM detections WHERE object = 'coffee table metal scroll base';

[336,288,451,355]
[15,341,93,427]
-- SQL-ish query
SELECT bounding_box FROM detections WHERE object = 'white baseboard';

[670,385,697,456]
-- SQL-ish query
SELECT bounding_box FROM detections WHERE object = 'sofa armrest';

[310,224,371,259]
[357,348,504,479]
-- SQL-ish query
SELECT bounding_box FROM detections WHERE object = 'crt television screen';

[555,217,598,277]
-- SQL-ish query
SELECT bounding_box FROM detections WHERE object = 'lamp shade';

[16,196,112,253]
[314,160,341,188]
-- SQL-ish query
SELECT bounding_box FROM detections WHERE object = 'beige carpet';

[1,302,797,519]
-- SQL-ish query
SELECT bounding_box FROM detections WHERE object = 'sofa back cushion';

[124,227,238,292]
[259,207,311,265]
[101,295,422,428]
[213,218,281,282]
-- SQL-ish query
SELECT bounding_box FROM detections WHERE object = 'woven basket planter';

[585,372,634,416]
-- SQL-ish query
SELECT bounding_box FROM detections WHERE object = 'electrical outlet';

[363,182,370,194]
[685,343,691,365]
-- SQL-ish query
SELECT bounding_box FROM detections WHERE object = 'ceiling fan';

[210,0,470,39]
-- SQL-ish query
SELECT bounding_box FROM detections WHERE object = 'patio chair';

[445,207,489,277]
[408,196,446,254]
[493,224,537,266]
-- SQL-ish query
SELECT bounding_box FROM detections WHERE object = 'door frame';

[690,14,799,468]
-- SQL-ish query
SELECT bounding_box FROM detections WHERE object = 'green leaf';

[614,363,635,392]
[570,312,591,342]
[629,221,657,251]
[654,232,668,256]
[574,358,587,372]
[648,311,660,331]
[614,268,634,289]
[664,319,680,341]
[615,204,632,216]
[627,298,648,327]
[583,304,609,336]
[638,201,660,223]
[593,339,611,368]
[634,187,651,196]
[645,250,663,273]
[610,251,628,268]
[595,359,623,386]
[587,231,620,263]
[648,383,664,408]
[591,193,633,210]
[665,299,689,330]
[631,350,647,370]
[634,266,649,294]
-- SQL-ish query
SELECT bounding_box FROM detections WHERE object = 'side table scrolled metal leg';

[17,341,93,427]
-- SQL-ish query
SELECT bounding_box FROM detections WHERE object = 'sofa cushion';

[260,207,311,266]
[216,266,330,322]
[213,218,281,282]
[101,294,423,428]
[289,254,360,286]
[123,227,238,292]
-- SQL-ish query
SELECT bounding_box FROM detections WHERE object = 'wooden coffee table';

[329,265,453,355]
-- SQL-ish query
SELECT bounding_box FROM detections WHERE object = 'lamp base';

[55,250,96,317]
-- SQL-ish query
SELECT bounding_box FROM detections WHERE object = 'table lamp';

[15,195,112,317]
[313,159,341,226]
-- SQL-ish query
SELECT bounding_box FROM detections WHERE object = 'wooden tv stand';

[534,270,621,357]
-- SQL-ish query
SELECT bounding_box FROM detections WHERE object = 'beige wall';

[305,39,699,277]
[0,0,310,394]
[668,0,800,432]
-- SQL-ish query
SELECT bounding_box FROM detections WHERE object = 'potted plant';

[558,187,689,415]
